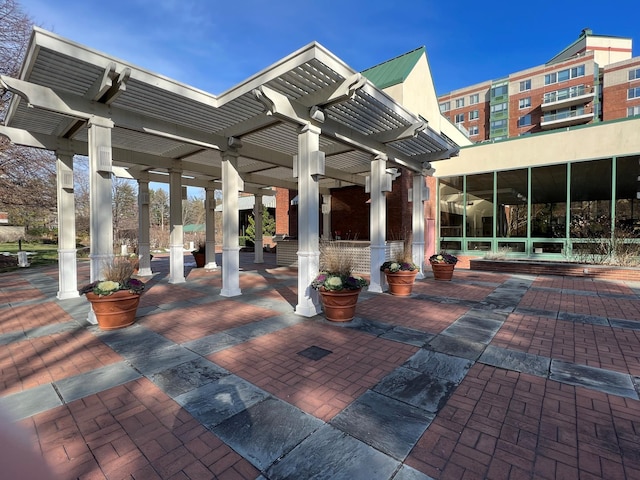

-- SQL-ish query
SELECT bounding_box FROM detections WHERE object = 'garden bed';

[470,258,640,281]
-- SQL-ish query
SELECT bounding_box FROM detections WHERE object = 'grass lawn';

[0,242,60,272]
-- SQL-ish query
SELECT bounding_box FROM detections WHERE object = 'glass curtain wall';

[439,176,464,250]
[530,164,567,253]
[615,155,640,235]
[466,173,494,250]
[497,169,528,252]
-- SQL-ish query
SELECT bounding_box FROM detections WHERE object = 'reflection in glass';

[466,173,494,237]
[439,176,463,238]
[615,155,640,237]
[531,164,567,238]
[497,169,527,237]
[570,159,611,238]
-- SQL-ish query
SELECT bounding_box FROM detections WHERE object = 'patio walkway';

[2,253,640,479]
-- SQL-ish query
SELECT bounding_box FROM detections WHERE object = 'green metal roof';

[362,47,425,89]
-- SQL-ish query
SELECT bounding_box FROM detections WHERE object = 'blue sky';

[22,0,640,96]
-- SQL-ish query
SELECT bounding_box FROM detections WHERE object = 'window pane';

[439,176,464,238]
[466,173,494,238]
[497,169,528,237]
[570,159,612,238]
[615,155,640,236]
[531,164,567,238]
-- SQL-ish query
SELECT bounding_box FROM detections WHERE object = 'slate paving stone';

[426,334,486,361]
[148,357,230,397]
[0,384,62,421]
[127,344,200,375]
[441,322,498,344]
[266,424,400,480]
[403,349,473,383]
[609,318,640,331]
[380,326,434,347]
[557,311,609,325]
[325,317,393,336]
[373,366,457,413]
[330,390,434,460]
[392,465,436,480]
[514,306,558,318]
[0,330,26,345]
[550,360,639,399]
[174,375,270,429]
[25,320,83,339]
[212,396,324,472]
[225,314,301,341]
[93,324,175,357]
[54,362,141,403]
[183,332,243,355]
[479,345,551,377]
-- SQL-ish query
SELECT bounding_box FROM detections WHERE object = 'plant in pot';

[380,237,419,296]
[80,256,146,330]
[429,252,459,281]
[311,241,369,322]
[192,241,206,268]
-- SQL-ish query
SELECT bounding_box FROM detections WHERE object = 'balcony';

[540,107,594,129]
[541,85,595,111]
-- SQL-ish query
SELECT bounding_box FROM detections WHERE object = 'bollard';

[18,251,29,267]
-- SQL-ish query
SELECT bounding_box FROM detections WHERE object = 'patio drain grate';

[297,346,333,361]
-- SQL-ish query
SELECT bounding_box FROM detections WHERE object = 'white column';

[295,124,322,317]
[56,150,79,299]
[368,155,388,293]
[254,194,264,264]
[412,174,427,279]
[322,194,331,240]
[137,173,152,276]
[221,150,242,297]
[204,185,218,269]
[88,116,114,282]
[168,165,185,284]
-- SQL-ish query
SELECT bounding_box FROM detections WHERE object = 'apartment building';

[438,28,640,142]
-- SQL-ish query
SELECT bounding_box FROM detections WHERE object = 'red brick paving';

[208,321,418,421]
[532,276,636,296]
[139,299,281,344]
[406,363,640,480]
[357,295,468,334]
[139,282,206,308]
[518,289,640,319]
[18,378,258,479]
[0,328,122,395]
[0,302,71,334]
[412,277,497,301]
[492,313,640,376]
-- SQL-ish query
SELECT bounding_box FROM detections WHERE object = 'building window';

[456,98,465,108]
[519,79,531,91]
[439,102,450,112]
[470,93,479,105]
[629,106,640,117]
[469,125,479,136]
[491,84,508,98]
[490,102,507,113]
[630,68,640,81]
[490,119,507,129]
[455,113,464,123]
[518,114,531,127]
[469,110,479,120]
[519,97,531,109]
[545,65,585,85]
[629,87,640,99]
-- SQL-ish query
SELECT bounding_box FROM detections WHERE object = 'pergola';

[0,27,458,318]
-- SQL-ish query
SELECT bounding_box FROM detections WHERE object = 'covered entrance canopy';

[0,28,458,316]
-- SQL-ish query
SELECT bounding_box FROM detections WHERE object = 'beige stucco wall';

[380,51,472,148]
[434,117,640,177]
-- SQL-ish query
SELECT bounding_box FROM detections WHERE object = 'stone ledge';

[470,258,640,281]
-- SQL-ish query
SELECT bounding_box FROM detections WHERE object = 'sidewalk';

[1,253,640,479]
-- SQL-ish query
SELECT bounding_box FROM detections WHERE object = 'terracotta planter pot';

[192,252,206,268]
[86,290,141,330]
[384,269,418,296]
[318,288,361,322]
[431,262,455,281]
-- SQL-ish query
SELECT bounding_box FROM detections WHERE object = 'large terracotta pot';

[86,290,141,330]
[384,269,418,296]
[192,252,206,268]
[431,263,455,281]
[318,288,361,322]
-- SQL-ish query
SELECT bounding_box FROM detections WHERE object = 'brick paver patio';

[2,252,640,479]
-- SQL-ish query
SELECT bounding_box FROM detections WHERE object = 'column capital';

[298,123,321,136]
[87,115,114,129]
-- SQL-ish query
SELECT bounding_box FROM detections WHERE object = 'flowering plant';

[79,256,145,296]
[380,260,418,273]
[311,272,368,291]
[311,241,369,292]
[429,252,458,265]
